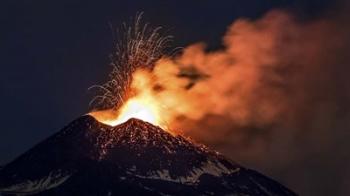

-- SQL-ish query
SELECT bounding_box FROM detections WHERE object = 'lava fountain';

[90,69,170,130]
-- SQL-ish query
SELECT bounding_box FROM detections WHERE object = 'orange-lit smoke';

[110,10,346,132]
[148,9,349,196]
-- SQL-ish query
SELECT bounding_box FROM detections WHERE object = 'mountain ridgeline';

[0,115,296,195]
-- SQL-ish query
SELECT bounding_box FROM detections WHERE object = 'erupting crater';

[90,69,172,131]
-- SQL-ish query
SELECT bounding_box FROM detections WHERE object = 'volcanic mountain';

[0,115,296,195]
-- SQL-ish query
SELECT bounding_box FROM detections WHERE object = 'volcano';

[0,115,296,195]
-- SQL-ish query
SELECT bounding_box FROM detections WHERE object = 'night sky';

[1,0,345,195]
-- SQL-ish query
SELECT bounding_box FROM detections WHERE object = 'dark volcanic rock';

[0,115,296,196]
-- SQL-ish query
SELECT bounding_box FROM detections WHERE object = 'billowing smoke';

[139,9,350,195]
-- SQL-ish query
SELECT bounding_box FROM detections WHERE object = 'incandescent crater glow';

[90,69,168,130]
[107,93,161,126]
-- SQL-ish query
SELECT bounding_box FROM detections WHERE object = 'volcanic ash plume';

[139,10,348,129]
[100,10,349,195]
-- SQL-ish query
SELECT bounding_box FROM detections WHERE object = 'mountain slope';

[0,115,296,195]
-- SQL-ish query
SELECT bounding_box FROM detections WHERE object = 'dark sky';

[0,0,339,193]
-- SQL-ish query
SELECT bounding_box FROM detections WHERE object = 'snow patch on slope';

[130,160,240,184]
[0,170,71,195]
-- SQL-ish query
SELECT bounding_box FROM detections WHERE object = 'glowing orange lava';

[90,69,169,130]
[104,93,163,127]
[114,98,158,125]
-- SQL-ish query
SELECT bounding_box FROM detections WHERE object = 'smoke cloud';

[143,9,350,195]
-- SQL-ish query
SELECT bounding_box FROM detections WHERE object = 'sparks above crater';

[89,14,173,130]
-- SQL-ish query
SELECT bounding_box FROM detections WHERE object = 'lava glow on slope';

[90,69,168,130]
